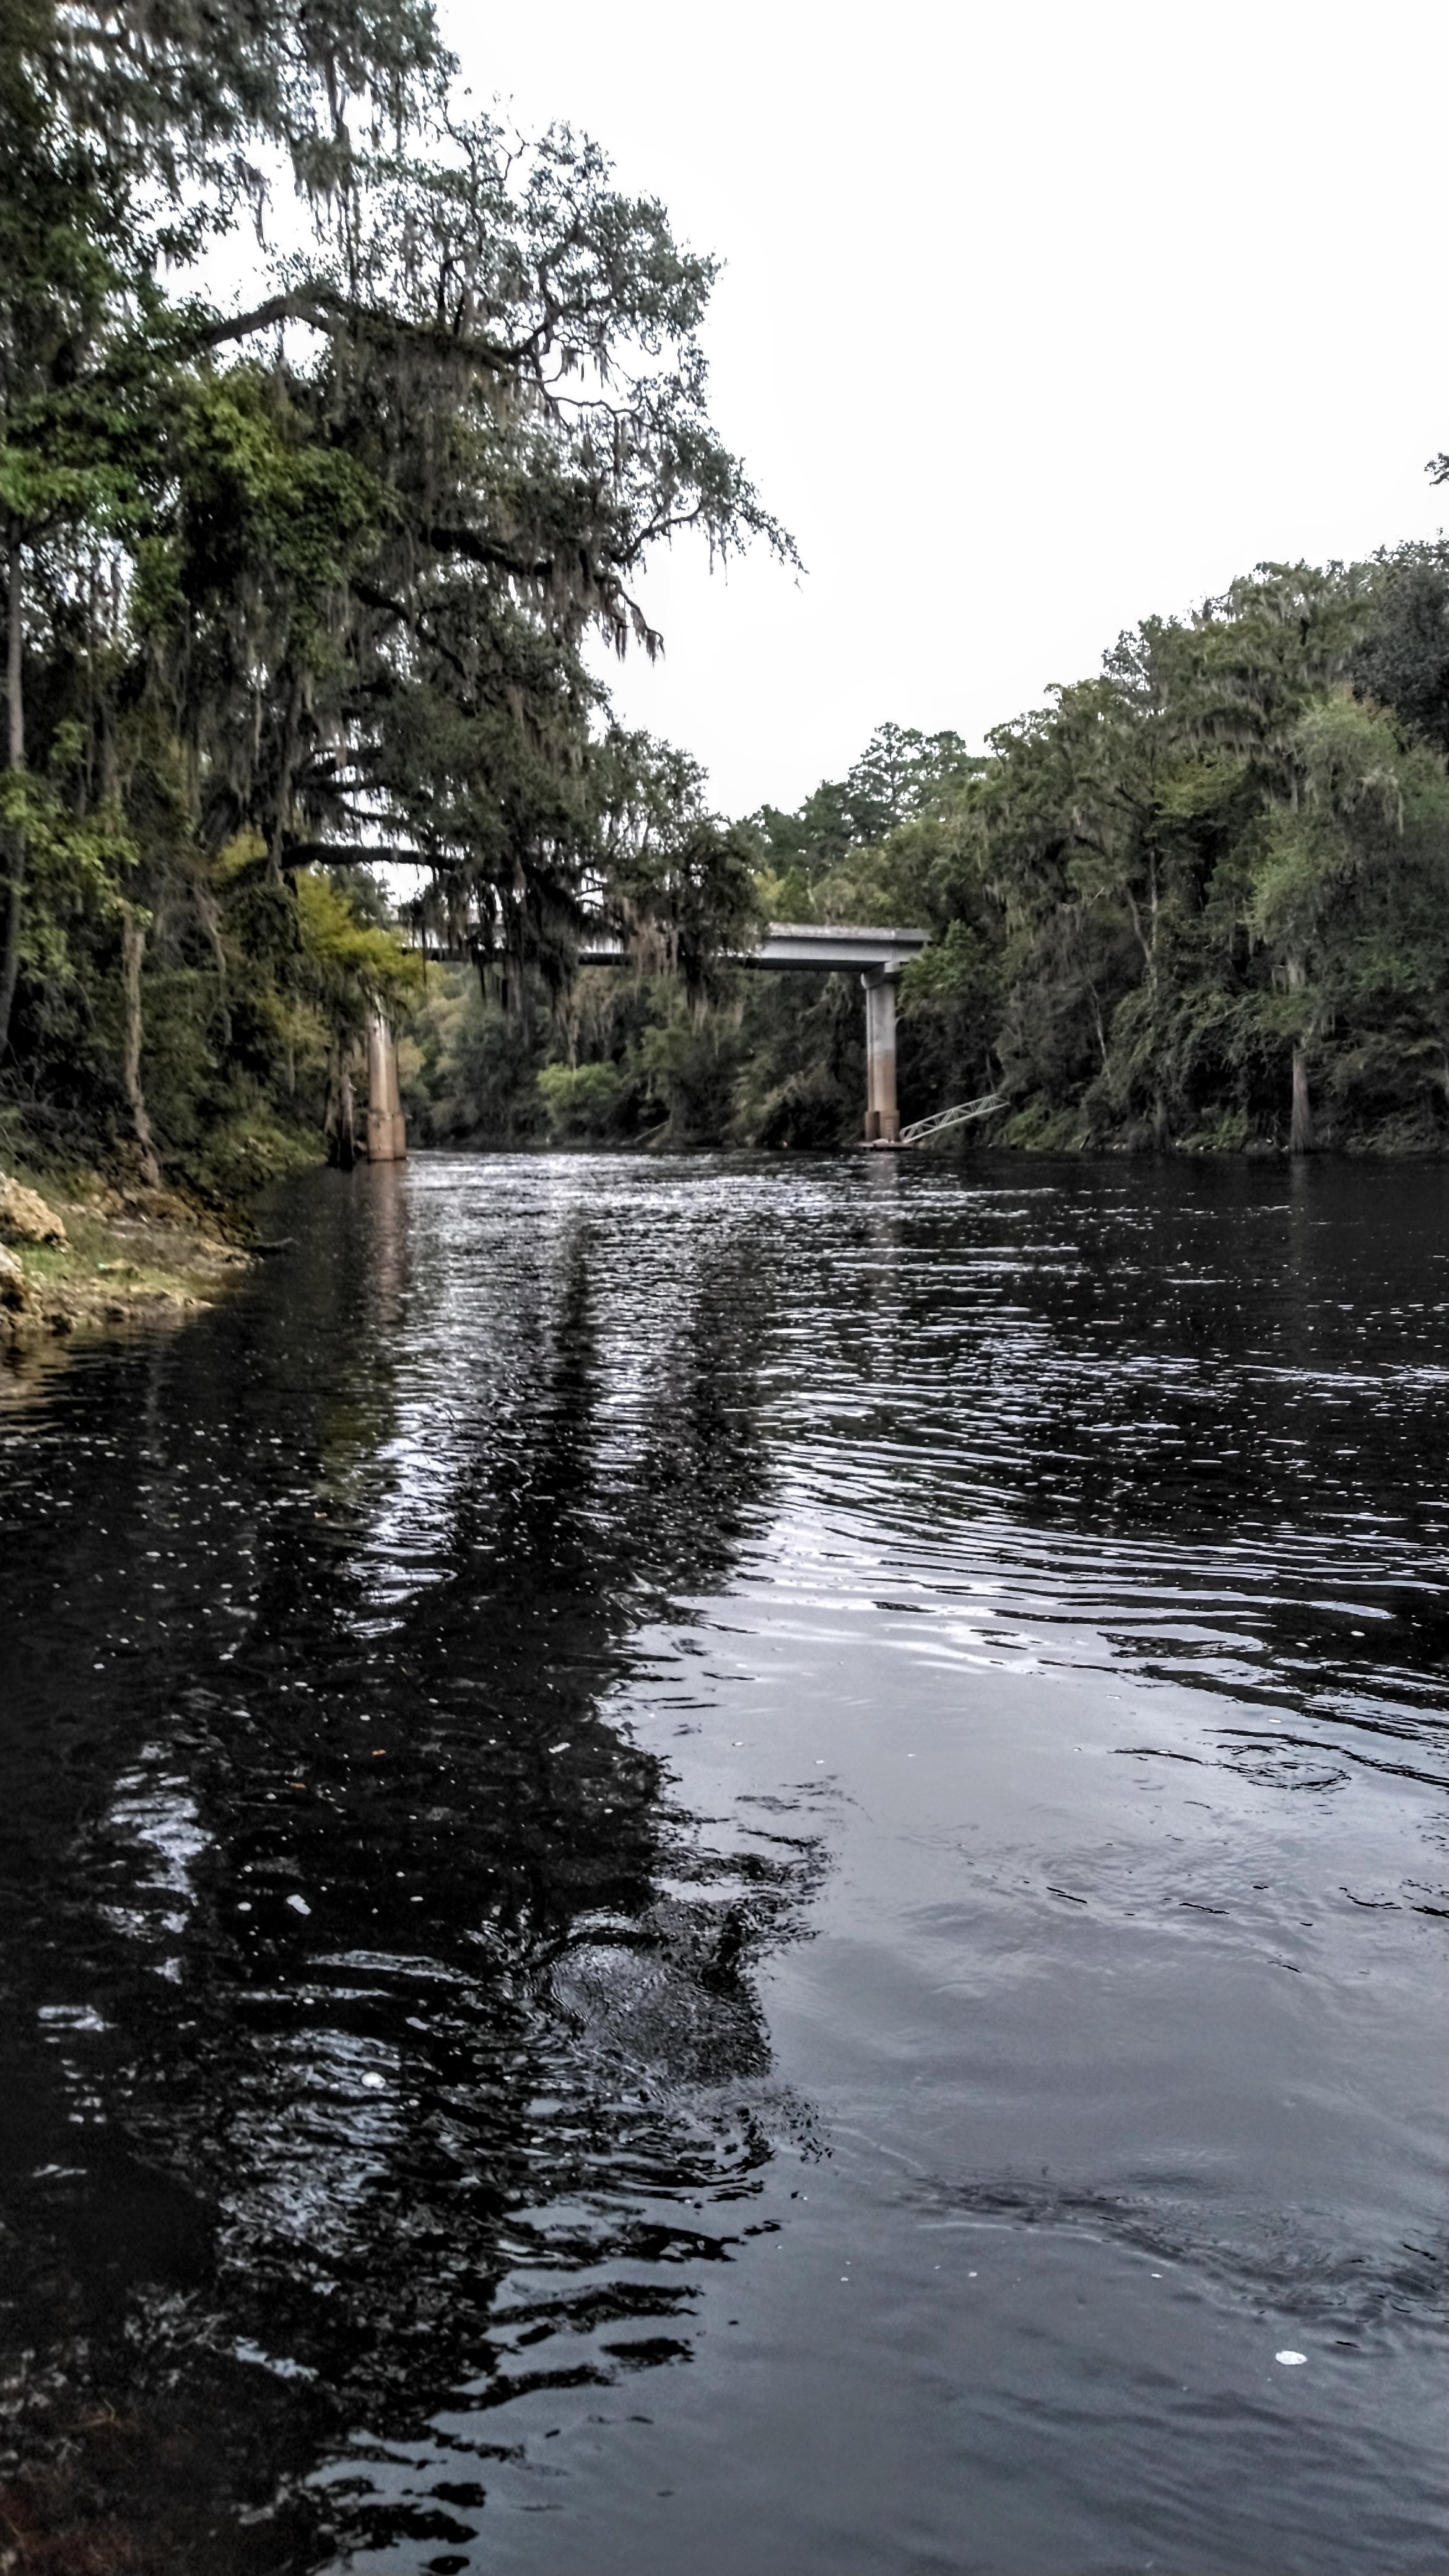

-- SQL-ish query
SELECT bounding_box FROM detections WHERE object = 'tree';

[1247,695,1449,1149]
[751,722,981,914]
[0,5,791,1177]
[1353,542,1449,757]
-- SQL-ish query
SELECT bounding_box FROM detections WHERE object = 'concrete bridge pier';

[863,968,900,1142]
[366,1011,407,1162]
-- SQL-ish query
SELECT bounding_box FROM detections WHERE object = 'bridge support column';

[862,968,900,1142]
[366,1011,407,1162]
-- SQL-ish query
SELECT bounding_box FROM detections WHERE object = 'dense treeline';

[1,0,773,1189]
[915,550,1449,1155]
[406,552,1449,1155]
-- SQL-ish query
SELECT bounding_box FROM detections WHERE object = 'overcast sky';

[444,0,1448,817]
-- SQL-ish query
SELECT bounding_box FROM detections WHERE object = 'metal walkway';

[863,1092,1005,1150]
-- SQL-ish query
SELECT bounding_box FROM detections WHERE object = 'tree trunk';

[193,874,232,1044]
[0,521,26,1060]
[1289,1048,1314,1154]
[120,910,162,1187]
[324,1042,356,1168]
[4,525,20,768]
[1286,955,1314,1154]
[269,666,304,882]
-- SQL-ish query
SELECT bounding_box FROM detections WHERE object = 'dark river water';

[1,1154,1445,2574]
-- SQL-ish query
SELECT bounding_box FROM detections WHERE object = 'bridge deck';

[383,923,932,1151]
[411,923,929,972]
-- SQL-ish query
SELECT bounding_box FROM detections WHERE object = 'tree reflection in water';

[1,1160,824,2567]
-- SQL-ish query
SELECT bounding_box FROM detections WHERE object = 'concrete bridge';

[368,921,929,1160]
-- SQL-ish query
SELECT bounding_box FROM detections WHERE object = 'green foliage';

[750,723,981,921]
[400,970,546,1146]
[537,1059,624,1140]
[900,559,1449,1153]
[409,556,1449,1160]
[1351,545,1449,754]
[0,0,784,1184]
[295,866,422,1015]
[589,731,764,994]
[635,1008,746,1148]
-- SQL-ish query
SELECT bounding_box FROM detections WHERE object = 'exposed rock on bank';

[0,1173,67,1243]
[0,1168,252,1348]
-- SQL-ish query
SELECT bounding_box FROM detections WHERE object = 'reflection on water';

[0,1153,1445,2574]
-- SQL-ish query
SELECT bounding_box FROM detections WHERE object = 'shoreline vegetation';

[6,10,1449,1197]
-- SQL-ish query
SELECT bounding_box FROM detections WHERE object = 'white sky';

[446,0,1447,817]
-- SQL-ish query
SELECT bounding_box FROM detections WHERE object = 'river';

[0,1152,1444,2574]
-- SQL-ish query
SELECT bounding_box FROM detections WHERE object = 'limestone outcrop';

[0,1173,67,1245]
[0,1243,35,1311]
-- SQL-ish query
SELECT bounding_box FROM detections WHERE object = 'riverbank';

[0,1165,253,1351]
